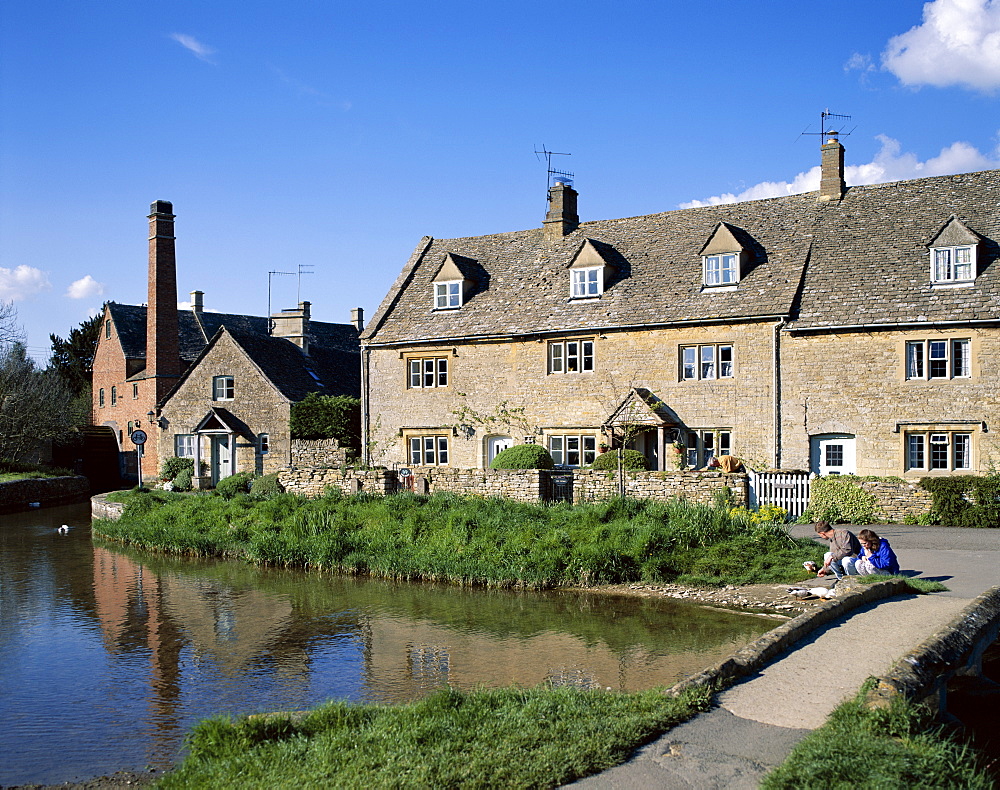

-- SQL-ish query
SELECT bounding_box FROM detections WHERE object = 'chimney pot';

[190,290,204,313]
[818,139,846,202]
[351,307,364,332]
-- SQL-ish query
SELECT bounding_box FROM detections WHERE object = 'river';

[0,501,773,786]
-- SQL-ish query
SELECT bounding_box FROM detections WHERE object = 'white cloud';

[169,33,216,63]
[0,266,51,301]
[844,52,875,73]
[680,134,1000,208]
[177,300,219,312]
[65,275,104,300]
[882,0,1000,91]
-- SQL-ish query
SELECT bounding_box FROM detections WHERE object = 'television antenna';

[296,263,314,303]
[800,109,856,142]
[534,144,574,190]
[267,270,294,332]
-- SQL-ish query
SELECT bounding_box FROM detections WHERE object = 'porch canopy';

[191,407,256,482]
[602,387,680,472]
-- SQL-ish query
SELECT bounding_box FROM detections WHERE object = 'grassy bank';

[158,685,711,789]
[762,682,995,790]
[95,490,820,588]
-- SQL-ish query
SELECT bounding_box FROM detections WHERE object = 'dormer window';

[704,254,739,286]
[435,281,462,309]
[931,246,975,284]
[929,216,980,286]
[700,223,752,289]
[571,267,602,298]
[568,239,617,300]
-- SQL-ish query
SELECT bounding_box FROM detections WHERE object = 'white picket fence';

[748,470,812,518]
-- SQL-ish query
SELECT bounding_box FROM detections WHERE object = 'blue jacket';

[863,539,899,575]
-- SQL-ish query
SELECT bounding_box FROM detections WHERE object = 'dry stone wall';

[0,476,90,513]
[857,478,935,521]
[574,470,748,506]
[290,438,350,468]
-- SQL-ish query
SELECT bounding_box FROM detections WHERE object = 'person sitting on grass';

[854,528,900,576]
[811,521,861,579]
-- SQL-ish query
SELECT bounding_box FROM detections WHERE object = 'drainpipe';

[773,318,787,469]
[361,345,371,466]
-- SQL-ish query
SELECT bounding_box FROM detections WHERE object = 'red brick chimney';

[147,200,181,401]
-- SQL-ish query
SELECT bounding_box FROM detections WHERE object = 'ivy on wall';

[920,475,1000,528]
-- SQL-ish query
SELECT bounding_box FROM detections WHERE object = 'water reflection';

[0,503,773,786]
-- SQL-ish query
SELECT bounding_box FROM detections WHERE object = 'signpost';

[130,429,147,487]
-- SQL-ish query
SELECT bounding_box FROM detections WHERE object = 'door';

[487,436,513,465]
[211,434,232,485]
[810,434,856,475]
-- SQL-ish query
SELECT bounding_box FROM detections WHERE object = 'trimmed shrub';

[490,444,555,470]
[290,393,361,451]
[802,476,882,524]
[215,471,256,499]
[161,456,194,481]
[250,473,283,500]
[172,467,193,491]
[921,475,1000,528]
[590,449,649,471]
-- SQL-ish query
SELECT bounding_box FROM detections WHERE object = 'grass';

[157,685,711,789]
[0,459,76,482]
[856,575,950,594]
[762,681,994,790]
[94,490,822,589]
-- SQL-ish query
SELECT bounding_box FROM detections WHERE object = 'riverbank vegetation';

[0,459,75,482]
[158,685,711,789]
[96,489,819,588]
[762,681,995,789]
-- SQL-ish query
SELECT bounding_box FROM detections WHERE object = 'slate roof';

[363,168,1000,343]
[107,303,360,400]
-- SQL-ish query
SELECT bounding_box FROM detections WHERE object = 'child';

[855,528,900,576]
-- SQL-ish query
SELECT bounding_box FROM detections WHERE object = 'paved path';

[570,525,1000,789]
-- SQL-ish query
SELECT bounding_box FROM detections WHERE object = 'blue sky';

[2,0,999,361]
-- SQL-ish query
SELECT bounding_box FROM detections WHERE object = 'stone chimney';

[351,307,364,333]
[543,180,579,241]
[818,136,846,202]
[190,290,204,313]
[146,200,182,401]
[271,301,311,352]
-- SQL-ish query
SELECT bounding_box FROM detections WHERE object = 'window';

[681,344,733,380]
[704,253,739,286]
[548,339,594,374]
[434,281,462,309]
[175,434,195,458]
[213,375,234,400]
[409,435,449,466]
[110,386,117,406]
[105,320,111,338]
[571,267,601,298]
[408,357,448,388]
[258,434,269,454]
[685,430,731,468]
[132,383,139,399]
[931,246,975,284]
[99,388,105,408]
[549,435,597,467]
[905,431,972,471]
[905,339,970,380]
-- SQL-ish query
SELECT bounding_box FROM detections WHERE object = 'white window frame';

[685,429,732,468]
[175,434,195,458]
[570,267,602,298]
[548,339,594,374]
[548,435,597,467]
[434,281,462,309]
[213,375,234,401]
[258,433,269,455]
[905,431,972,472]
[132,383,139,400]
[408,357,449,388]
[408,435,450,466]
[680,344,733,381]
[905,339,971,380]
[703,253,739,287]
[930,245,975,284]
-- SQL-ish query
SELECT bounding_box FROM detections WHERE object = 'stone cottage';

[359,138,1000,479]
[92,201,361,483]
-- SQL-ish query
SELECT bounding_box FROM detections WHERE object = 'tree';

[0,300,22,348]
[49,312,102,396]
[0,342,76,462]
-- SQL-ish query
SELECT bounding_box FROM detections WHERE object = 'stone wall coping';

[667,579,913,696]
[91,492,126,521]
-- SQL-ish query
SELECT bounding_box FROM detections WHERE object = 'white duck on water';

[57,525,70,534]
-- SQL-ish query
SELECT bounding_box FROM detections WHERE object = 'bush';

[803,476,882,524]
[215,471,256,499]
[173,468,193,491]
[290,393,361,451]
[250,474,283,500]
[0,459,75,477]
[161,456,194,481]
[921,475,1000,528]
[590,449,649,471]
[489,444,555,470]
